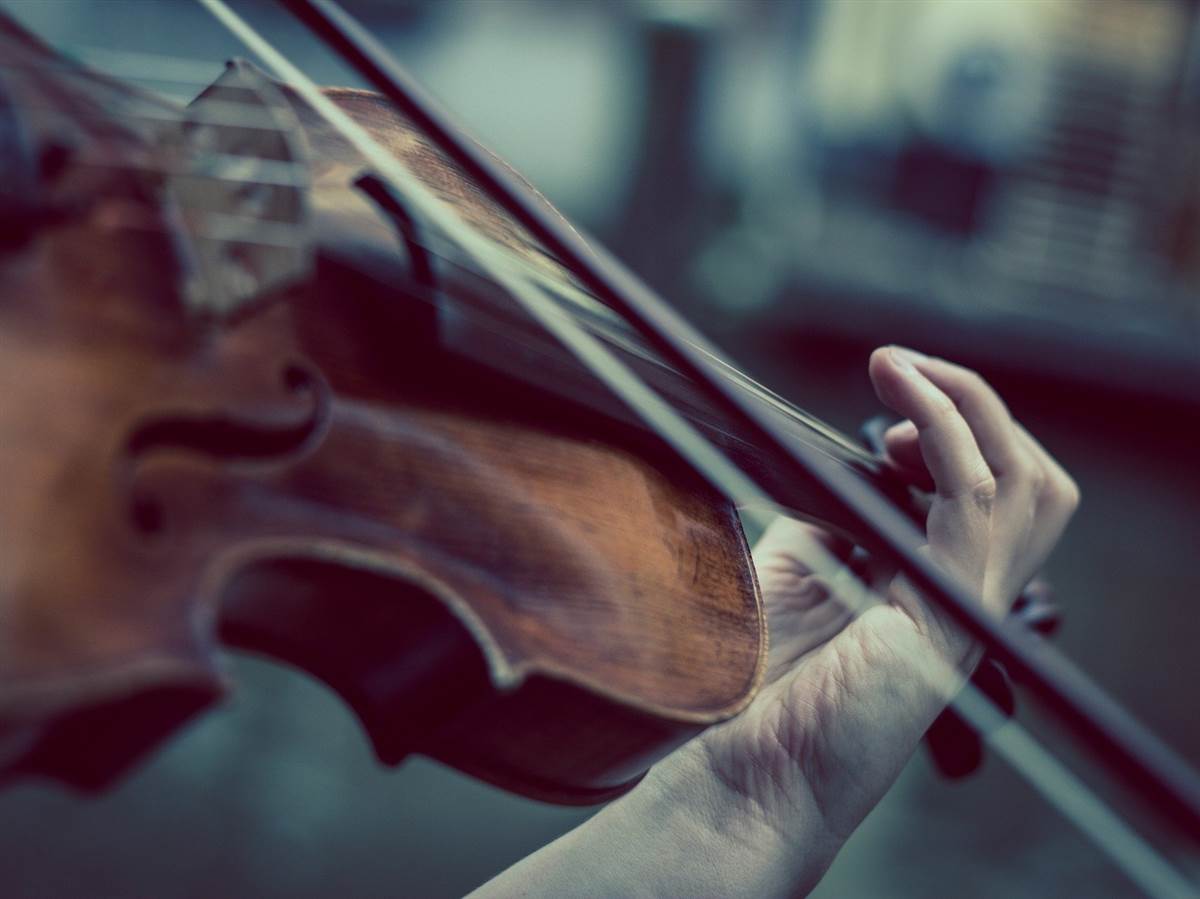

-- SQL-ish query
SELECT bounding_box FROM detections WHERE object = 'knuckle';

[943,467,997,506]
[1040,469,1080,515]
[971,473,998,503]
[1055,473,1081,512]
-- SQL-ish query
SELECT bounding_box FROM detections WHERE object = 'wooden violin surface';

[0,21,766,803]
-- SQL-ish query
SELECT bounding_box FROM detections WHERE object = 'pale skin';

[471,346,1080,898]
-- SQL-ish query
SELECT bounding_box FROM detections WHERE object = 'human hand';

[656,346,1080,894]
[473,347,1080,899]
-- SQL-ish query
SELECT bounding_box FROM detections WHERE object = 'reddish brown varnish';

[0,16,765,802]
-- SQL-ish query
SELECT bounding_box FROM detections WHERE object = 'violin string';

[0,50,882,457]
[171,4,1195,891]
[110,191,869,460]
[317,210,872,466]
[282,196,858,452]
[0,46,873,454]
[400,223,866,453]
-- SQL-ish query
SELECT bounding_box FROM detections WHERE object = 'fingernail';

[885,419,918,441]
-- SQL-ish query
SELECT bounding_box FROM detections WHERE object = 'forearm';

[470,613,957,898]
[469,747,833,899]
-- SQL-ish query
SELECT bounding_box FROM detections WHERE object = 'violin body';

[0,21,765,802]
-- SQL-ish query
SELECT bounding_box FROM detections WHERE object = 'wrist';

[469,747,805,899]
[635,737,844,898]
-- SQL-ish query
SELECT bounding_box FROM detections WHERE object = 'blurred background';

[1,0,1198,896]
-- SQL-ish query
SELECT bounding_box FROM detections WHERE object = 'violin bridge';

[168,58,313,320]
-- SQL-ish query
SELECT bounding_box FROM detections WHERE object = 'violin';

[0,7,821,801]
[1,0,1198,881]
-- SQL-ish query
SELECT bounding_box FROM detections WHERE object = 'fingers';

[895,350,1048,590]
[869,347,994,504]
[900,352,1079,579]
[870,346,1080,605]
[898,352,1030,484]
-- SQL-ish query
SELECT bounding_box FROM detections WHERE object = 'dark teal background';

[1,1,1197,896]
